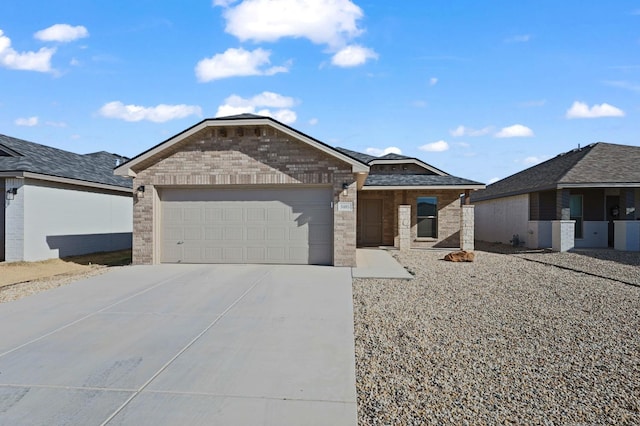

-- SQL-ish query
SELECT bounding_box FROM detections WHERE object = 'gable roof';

[115,115,369,176]
[335,147,484,189]
[0,134,132,191]
[473,142,640,202]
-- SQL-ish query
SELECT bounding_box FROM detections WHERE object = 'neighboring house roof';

[335,147,484,189]
[472,142,640,202]
[0,134,132,191]
[115,115,370,176]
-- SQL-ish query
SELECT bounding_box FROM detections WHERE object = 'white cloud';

[495,124,534,138]
[605,80,640,93]
[34,24,89,43]
[365,146,402,156]
[487,177,500,184]
[331,45,378,67]
[419,140,449,152]
[215,91,297,124]
[15,116,38,126]
[0,29,56,72]
[215,0,376,67]
[505,34,531,43]
[523,156,548,166]
[195,47,289,82]
[429,77,438,86]
[99,101,202,123]
[217,0,365,47]
[308,118,319,125]
[411,100,427,108]
[450,125,493,137]
[565,101,625,119]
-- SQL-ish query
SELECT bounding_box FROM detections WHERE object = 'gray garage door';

[160,186,333,265]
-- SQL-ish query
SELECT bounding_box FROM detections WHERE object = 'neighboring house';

[473,142,640,252]
[115,114,484,266]
[1,134,133,262]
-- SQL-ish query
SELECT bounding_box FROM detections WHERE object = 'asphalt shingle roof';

[365,174,484,186]
[334,146,482,187]
[472,142,640,201]
[0,134,132,188]
[334,147,377,164]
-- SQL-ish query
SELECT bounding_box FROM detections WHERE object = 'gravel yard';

[353,244,640,425]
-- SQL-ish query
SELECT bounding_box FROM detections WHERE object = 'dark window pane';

[417,217,437,238]
[417,197,437,217]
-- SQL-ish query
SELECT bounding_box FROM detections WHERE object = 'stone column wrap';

[460,205,475,251]
[398,205,411,251]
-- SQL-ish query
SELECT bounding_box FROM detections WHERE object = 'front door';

[358,199,383,246]
[605,195,620,247]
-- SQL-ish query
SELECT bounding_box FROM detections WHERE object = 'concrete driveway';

[0,265,357,425]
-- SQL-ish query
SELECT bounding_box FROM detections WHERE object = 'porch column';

[552,220,575,252]
[398,205,411,251]
[460,204,475,251]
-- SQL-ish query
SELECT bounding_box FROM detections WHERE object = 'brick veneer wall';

[358,189,463,248]
[131,125,357,266]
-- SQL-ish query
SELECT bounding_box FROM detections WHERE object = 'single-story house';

[115,114,484,266]
[1,134,133,262]
[472,142,640,252]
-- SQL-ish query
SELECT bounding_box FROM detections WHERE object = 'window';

[417,197,437,238]
[570,194,583,239]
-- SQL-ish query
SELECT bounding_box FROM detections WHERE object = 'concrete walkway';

[352,248,413,279]
[0,264,357,425]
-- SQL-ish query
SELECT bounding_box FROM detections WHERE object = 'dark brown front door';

[358,199,383,246]
[606,195,620,247]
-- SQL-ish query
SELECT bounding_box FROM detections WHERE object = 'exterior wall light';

[342,182,349,196]
[136,185,145,198]
[6,188,17,200]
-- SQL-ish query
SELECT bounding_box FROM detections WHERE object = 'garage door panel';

[267,227,287,241]
[205,208,223,221]
[223,247,244,262]
[247,208,266,221]
[247,227,265,241]
[224,208,243,222]
[310,224,333,243]
[204,228,223,240]
[223,227,244,241]
[267,208,287,221]
[161,187,333,264]
[184,227,203,241]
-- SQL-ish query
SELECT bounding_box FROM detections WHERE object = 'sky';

[1,1,639,184]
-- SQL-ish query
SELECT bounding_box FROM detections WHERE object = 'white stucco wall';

[474,194,530,246]
[575,221,608,248]
[5,179,132,262]
[527,221,552,248]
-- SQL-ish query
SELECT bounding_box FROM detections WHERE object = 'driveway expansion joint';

[99,268,273,426]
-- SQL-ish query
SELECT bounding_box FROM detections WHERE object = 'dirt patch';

[0,249,131,290]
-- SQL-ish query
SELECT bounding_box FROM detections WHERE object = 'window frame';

[416,196,438,238]
[570,194,583,239]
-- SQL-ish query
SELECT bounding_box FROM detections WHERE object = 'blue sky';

[1,1,638,184]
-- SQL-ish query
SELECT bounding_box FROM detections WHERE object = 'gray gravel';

[353,245,640,425]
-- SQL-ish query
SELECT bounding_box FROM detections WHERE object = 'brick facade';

[358,189,464,249]
[130,125,357,266]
